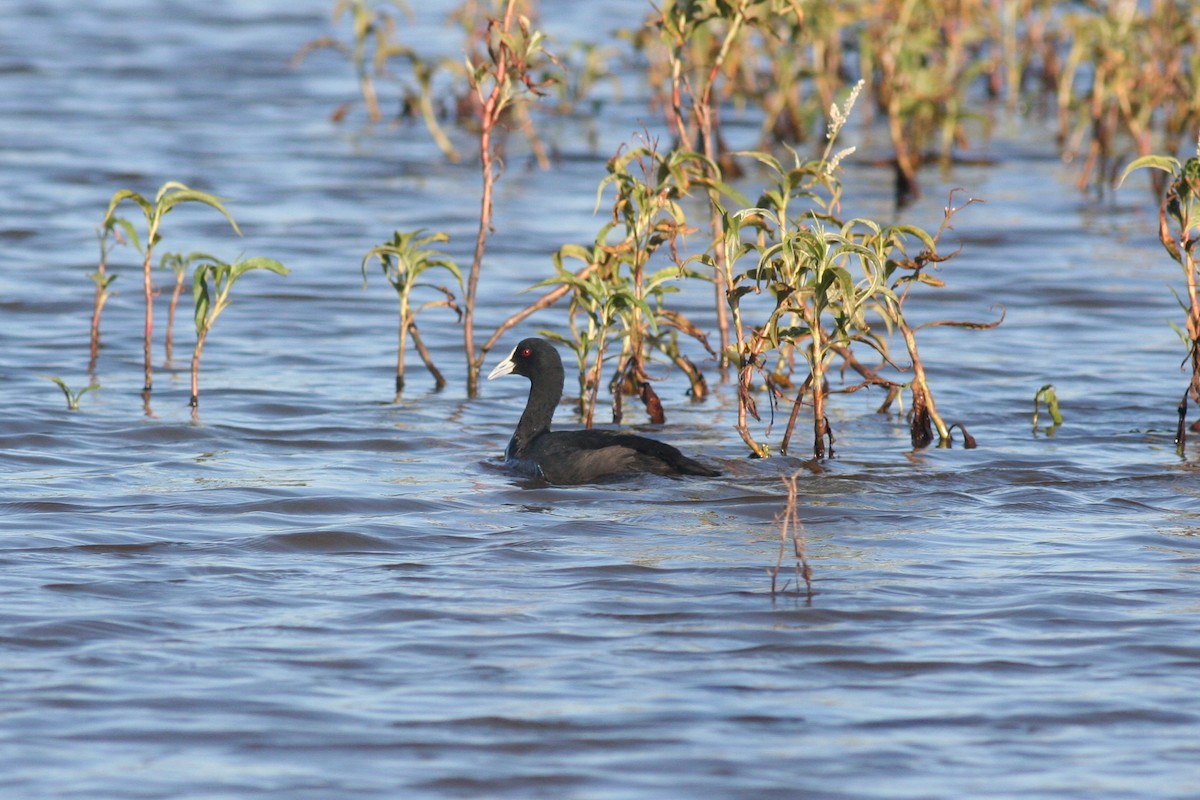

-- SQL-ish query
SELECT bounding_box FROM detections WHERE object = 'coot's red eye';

[520,347,532,358]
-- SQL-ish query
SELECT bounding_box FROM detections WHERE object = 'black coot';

[487,337,721,484]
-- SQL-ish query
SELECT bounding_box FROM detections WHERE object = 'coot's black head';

[487,337,563,382]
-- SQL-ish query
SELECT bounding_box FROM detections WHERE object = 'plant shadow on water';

[3,1,1200,799]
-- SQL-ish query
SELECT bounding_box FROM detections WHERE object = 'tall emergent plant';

[462,0,558,396]
[190,256,289,408]
[541,138,716,427]
[643,0,786,366]
[710,83,859,457]
[863,0,991,205]
[863,194,999,450]
[362,229,463,399]
[714,83,994,458]
[1121,143,1200,450]
[102,181,240,393]
[720,207,889,458]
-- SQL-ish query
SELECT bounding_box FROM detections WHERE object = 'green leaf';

[89,271,118,290]
[733,149,784,175]
[103,189,152,226]
[1117,155,1181,188]
[556,243,594,265]
[230,256,289,282]
[1033,384,1064,427]
[39,376,99,410]
[193,265,215,333]
[885,223,937,253]
[425,256,462,285]
[158,186,242,236]
[108,216,143,254]
[698,176,750,207]
[41,375,70,395]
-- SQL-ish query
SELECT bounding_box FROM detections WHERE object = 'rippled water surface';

[3,2,1200,798]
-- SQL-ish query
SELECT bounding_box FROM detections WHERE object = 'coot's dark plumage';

[487,338,721,485]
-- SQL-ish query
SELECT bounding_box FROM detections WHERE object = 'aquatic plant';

[1033,383,1063,435]
[1057,1,1200,194]
[1120,145,1200,450]
[862,0,993,205]
[707,84,859,458]
[294,0,464,159]
[190,256,289,408]
[477,259,601,396]
[751,2,845,149]
[540,138,715,426]
[461,0,559,397]
[626,0,998,211]
[718,206,893,459]
[88,217,129,375]
[538,243,627,425]
[160,252,213,367]
[41,376,100,412]
[362,229,463,398]
[870,193,998,450]
[292,0,408,125]
[547,39,618,121]
[635,0,784,365]
[707,85,994,457]
[101,182,240,394]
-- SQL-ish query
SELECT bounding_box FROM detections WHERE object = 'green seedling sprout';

[102,181,241,394]
[190,256,289,408]
[1033,384,1064,433]
[42,376,99,411]
[362,229,462,399]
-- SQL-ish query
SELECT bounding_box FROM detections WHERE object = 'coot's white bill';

[487,347,518,380]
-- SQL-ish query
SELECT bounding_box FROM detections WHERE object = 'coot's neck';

[508,355,564,459]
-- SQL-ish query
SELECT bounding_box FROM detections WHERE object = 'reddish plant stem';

[165,269,186,366]
[482,262,599,359]
[409,322,446,389]
[89,275,110,376]
[142,247,155,392]
[464,0,517,398]
[189,328,208,407]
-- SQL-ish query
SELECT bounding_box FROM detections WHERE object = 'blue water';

[2,2,1199,798]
